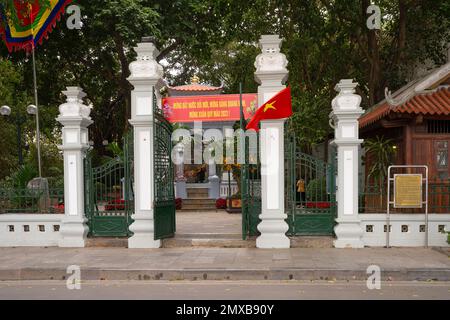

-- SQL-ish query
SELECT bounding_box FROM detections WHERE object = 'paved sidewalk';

[0,247,448,281]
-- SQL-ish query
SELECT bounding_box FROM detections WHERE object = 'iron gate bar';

[284,126,337,236]
[241,132,262,239]
[84,130,134,237]
[153,88,176,240]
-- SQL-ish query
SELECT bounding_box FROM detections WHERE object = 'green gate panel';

[154,201,176,240]
[84,130,134,238]
[90,216,131,237]
[153,89,176,240]
[290,214,336,236]
[248,202,261,236]
[284,124,337,237]
[241,131,262,239]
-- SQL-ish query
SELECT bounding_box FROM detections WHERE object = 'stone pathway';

[175,210,241,235]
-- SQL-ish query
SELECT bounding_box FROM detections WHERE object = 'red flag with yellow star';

[246,87,293,131]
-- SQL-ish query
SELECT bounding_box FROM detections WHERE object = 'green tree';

[1,0,449,156]
[0,59,30,179]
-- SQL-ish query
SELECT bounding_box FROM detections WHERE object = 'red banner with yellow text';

[162,94,258,123]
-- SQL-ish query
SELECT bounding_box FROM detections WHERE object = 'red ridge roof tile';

[169,84,222,92]
[360,87,450,128]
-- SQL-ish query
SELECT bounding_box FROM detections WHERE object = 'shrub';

[51,203,65,214]
[216,198,227,209]
[306,202,331,209]
[105,199,126,211]
[306,177,328,202]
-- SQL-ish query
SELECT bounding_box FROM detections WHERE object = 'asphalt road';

[0,280,448,300]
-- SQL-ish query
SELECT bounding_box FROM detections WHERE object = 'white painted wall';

[361,214,450,247]
[0,214,62,247]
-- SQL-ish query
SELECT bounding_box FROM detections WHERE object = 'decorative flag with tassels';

[246,87,293,132]
[0,0,72,52]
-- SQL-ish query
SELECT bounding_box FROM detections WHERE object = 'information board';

[394,174,423,208]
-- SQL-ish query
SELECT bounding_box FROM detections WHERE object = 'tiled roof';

[359,86,450,128]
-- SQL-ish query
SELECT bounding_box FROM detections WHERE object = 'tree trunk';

[362,0,383,106]
[113,33,132,133]
[395,0,407,66]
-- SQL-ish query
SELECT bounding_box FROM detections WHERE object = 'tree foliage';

[0,0,448,174]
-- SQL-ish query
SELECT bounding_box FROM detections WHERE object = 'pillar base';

[128,236,161,249]
[58,216,89,248]
[333,218,364,249]
[208,175,220,199]
[175,180,187,199]
[128,214,161,249]
[256,214,290,248]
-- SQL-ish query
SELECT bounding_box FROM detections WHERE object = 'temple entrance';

[159,77,255,247]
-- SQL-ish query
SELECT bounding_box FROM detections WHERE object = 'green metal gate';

[153,91,176,240]
[241,133,262,239]
[241,128,336,238]
[84,131,134,237]
[285,134,337,236]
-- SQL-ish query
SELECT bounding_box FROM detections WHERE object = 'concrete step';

[175,233,242,240]
[291,236,334,248]
[84,236,333,249]
[181,199,217,210]
[163,237,254,248]
[186,195,210,200]
[86,238,128,248]
[181,204,217,210]
[162,235,334,248]
[187,188,209,198]
[177,209,220,212]
[182,199,216,205]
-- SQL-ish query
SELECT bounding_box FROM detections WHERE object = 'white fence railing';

[0,214,62,247]
[361,214,449,247]
[1,212,448,248]
[220,181,238,198]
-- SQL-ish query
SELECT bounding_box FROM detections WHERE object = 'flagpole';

[30,4,42,178]
[239,83,246,166]
[31,44,42,178]
[239,83,243,130]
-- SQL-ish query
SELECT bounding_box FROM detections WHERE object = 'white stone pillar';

[175,144,187,199]
[57,87,92,248]
[330,80,365,248]
[208,153,220,199]
[127,40,164,249]
[254,35,290,249]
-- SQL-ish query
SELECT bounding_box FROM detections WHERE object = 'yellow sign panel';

[394,174,423,208]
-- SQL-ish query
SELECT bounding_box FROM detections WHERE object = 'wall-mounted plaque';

[394,174,423,208]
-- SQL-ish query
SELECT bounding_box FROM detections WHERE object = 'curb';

[0,268,448,282]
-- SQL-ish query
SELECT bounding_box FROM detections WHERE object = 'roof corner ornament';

[385,87,408,107]
[191,75,200,84]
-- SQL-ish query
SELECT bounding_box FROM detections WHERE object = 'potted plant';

[223,161,242,211]
[216,198,227,209]
[305,177,330,209]
[175,198,182,210]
